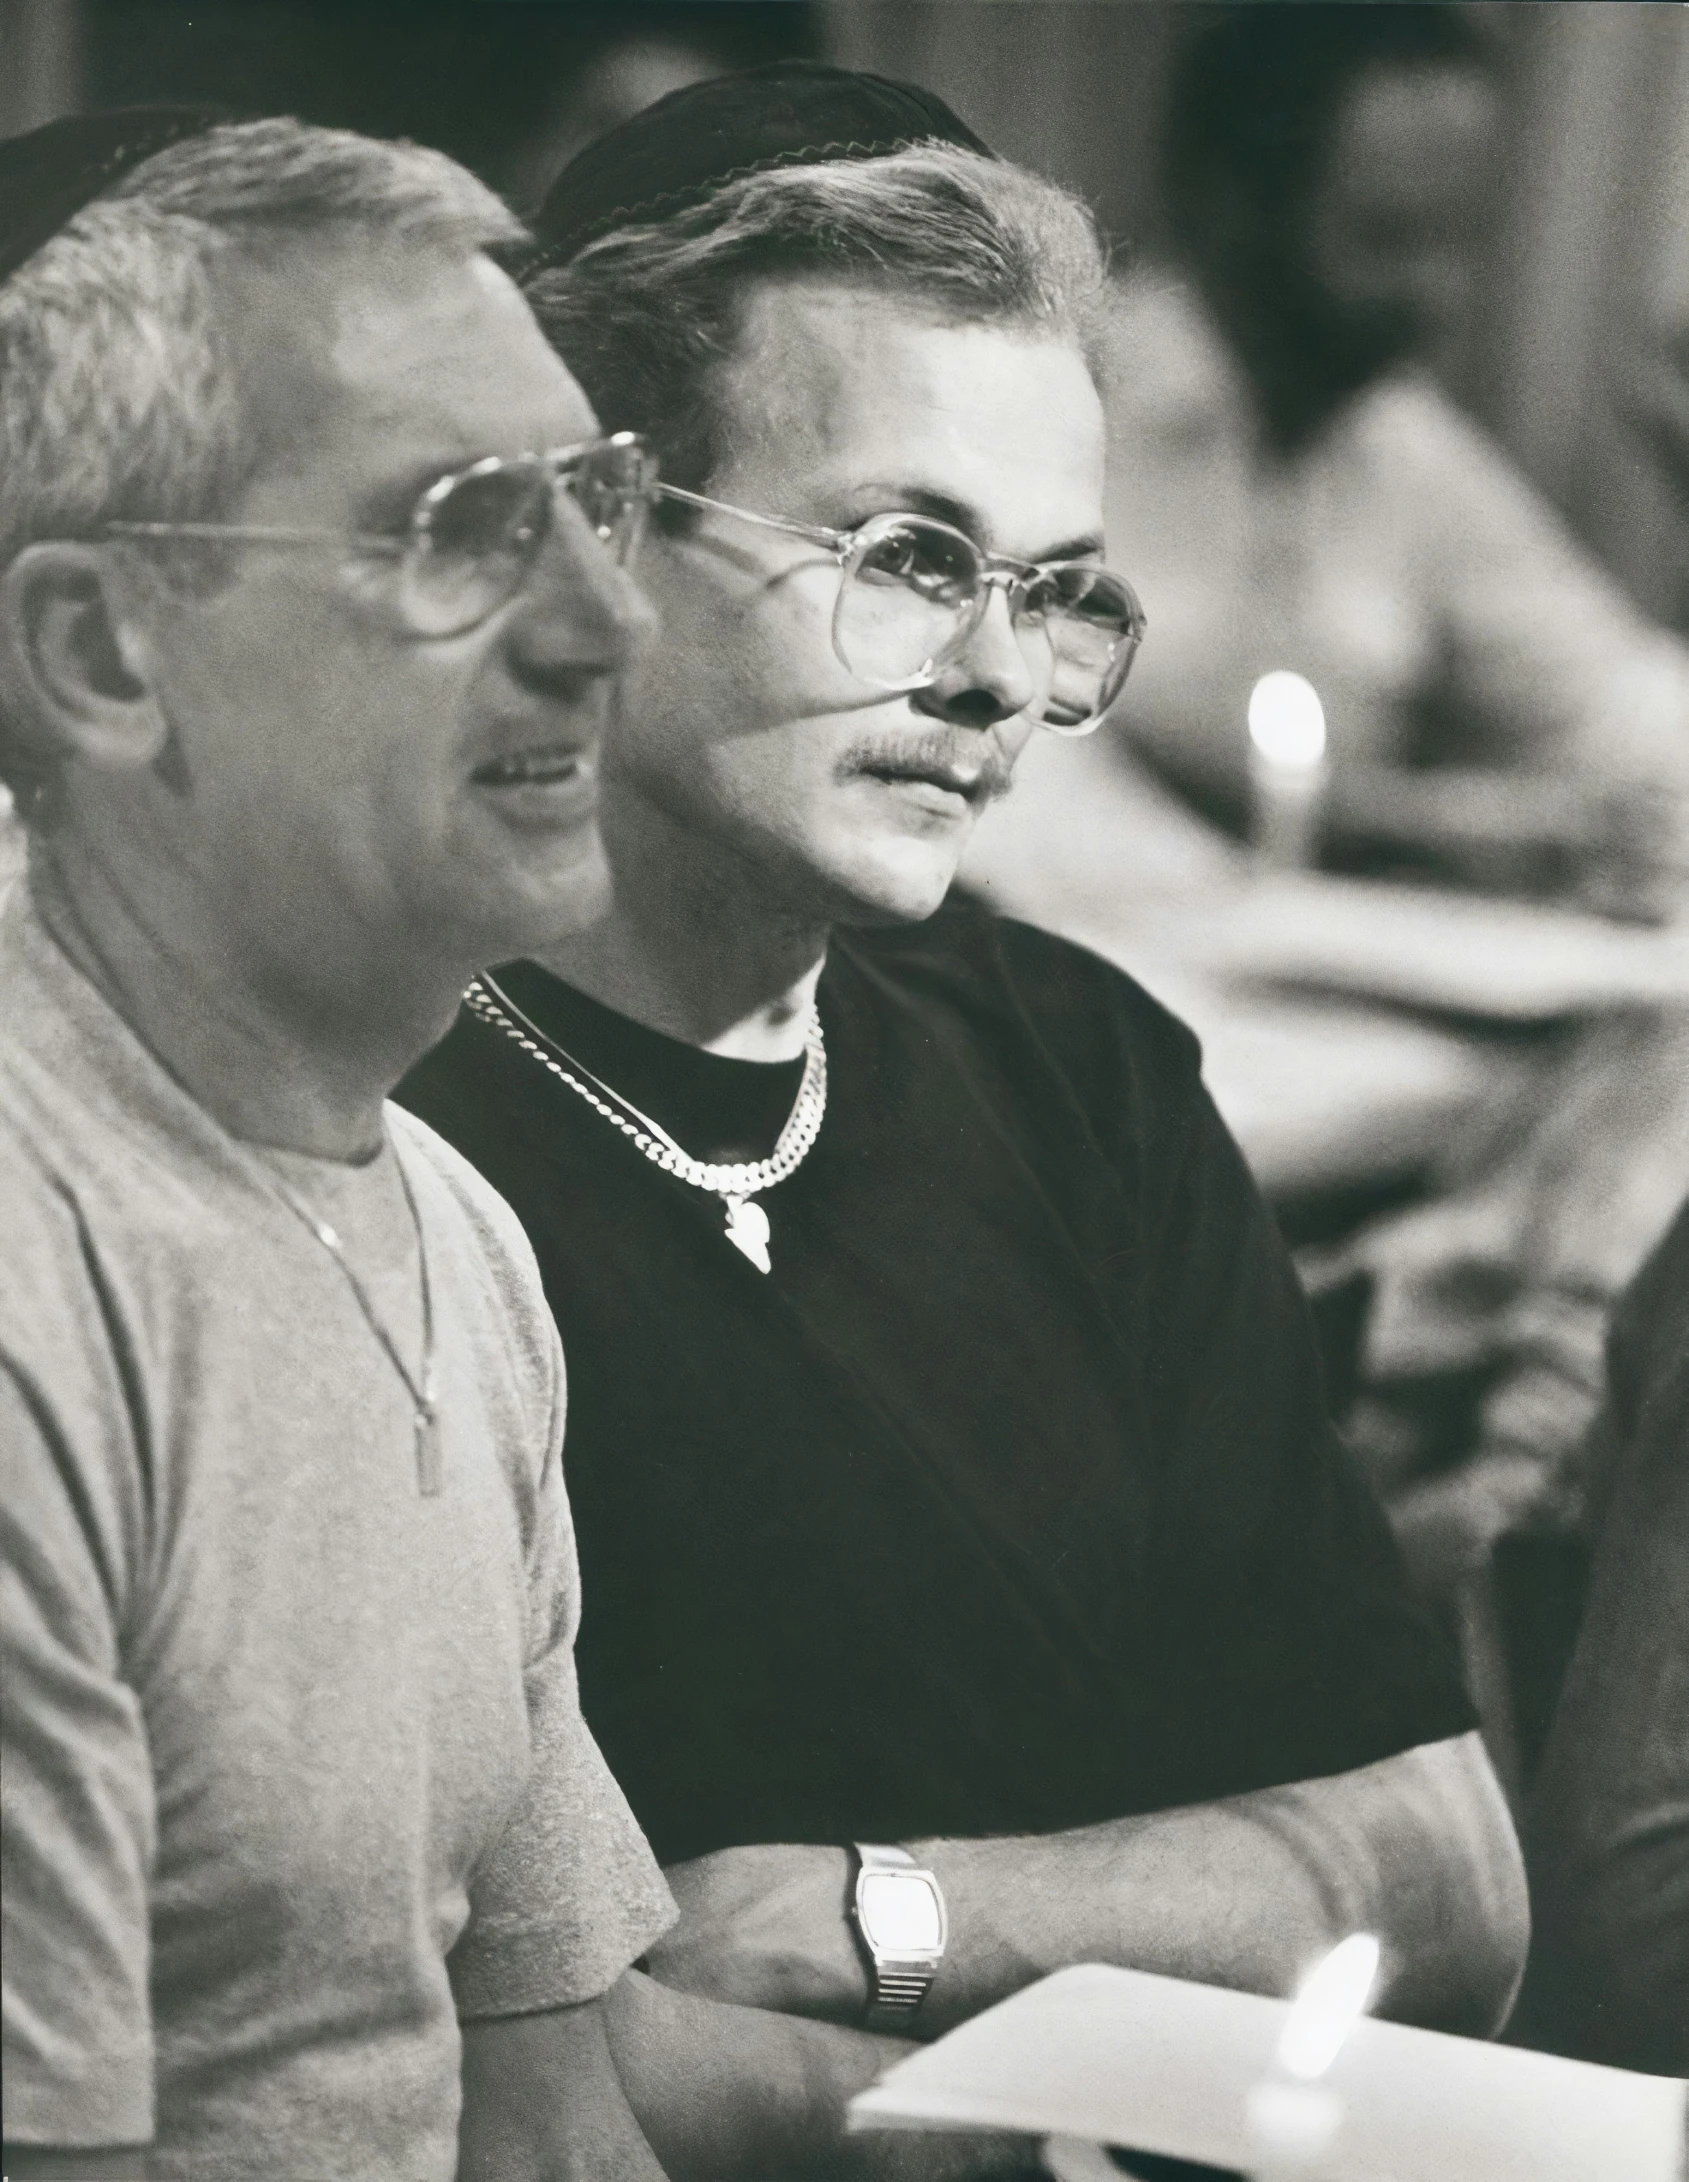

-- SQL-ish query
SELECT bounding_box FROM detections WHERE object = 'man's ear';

[0,542,169,776]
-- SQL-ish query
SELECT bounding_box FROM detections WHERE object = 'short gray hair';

[0,117,524,804]
[526,142,1110,500]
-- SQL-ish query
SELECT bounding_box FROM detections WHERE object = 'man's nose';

[508,491,660,676]
[910,581,1038,730]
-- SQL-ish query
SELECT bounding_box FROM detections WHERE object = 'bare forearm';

[1321,764,1599,888]
[914,1734,1528,2038]
[606,1969,1037,2182]
[459,1996,667,2182]
[1320,761,1689,914]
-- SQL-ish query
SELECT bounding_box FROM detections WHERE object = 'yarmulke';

[1,106,229,285]
[531,58,993,268]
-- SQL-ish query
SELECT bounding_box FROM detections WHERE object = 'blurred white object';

[1276,1936,1381,2082]
[1248,672,1330,870]
[1244,2080,1343,2181]
[1249,672,1330,771]
[849,1962,1687,2180]
[1240,1936,1381,2180]
[0,784,25,904]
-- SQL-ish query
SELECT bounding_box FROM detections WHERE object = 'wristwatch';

[849,1842,947,2029]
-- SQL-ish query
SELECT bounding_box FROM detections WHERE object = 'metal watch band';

[852,1842,946,2027]
[868,1966,939,2014]
[857,1843,920,1873]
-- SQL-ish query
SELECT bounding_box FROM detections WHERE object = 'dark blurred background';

[5,0,1686,631]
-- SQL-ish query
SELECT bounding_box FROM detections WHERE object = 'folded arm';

[646,1731,1528,2044]
[458,1998,668,2182]
[915,1730,1526,2036]
[604,1970,1039,2182]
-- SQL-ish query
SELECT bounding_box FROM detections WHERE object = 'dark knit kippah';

[530,58,993,269]
[1,105,229,285]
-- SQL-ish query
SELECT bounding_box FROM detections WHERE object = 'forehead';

[713,279,1105,554]
[1325,64,1497,212]
[238,242,599,500]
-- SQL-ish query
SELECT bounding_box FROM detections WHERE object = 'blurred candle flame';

[1274,1934,1380,2082]
[1248,672,1327,771]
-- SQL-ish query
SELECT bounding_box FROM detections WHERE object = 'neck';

[533,791,828,1063]
[1192,257,1389,458]
[30,831,463,1161]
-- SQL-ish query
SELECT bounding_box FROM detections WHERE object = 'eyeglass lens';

[834,516,1140,730]
[400,439,655,637]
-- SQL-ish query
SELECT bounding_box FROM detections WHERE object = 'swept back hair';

[526,141,1111,500]
[0,116,524,803]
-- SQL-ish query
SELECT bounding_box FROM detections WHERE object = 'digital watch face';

[859,1869,945,1953]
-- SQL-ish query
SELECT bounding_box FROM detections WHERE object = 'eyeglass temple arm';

[655,487,1142,617]
[104,519,405,554]
[652,484,849,554]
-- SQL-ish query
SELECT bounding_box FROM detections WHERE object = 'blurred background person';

[1331,1001,1689,1611]
[1092,1,1689,910]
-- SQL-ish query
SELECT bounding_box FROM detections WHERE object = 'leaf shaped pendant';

[723,1195,773,1273]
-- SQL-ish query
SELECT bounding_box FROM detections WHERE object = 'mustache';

[836,727,1019,805]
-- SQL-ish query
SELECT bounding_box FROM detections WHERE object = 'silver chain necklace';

[251,1146,443,1496]
[465,974,826,1274]
[32,881,445,1489]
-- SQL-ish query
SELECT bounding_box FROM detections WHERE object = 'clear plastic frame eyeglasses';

[101,431,659,638]
[657,482,1147,734]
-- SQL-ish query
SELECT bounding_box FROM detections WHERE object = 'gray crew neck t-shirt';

[0,890,674,2178]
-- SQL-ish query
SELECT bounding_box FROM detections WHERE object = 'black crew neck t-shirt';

[400,906,1471,1863]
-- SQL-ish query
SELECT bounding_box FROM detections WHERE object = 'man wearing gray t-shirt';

[0,112,674,2180]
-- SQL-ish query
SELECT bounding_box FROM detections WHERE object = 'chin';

[483,835,614,957]
[820,836,964,928]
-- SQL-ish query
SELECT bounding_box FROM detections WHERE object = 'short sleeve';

[448,1321,674,2021]
[1,1359,156,2147]
[1132,1009,1477,1800]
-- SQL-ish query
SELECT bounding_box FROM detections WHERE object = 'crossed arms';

[595,1726,1529,2180]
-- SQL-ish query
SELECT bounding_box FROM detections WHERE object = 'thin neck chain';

[466,974,827,1206]
[247,1141,443,1496]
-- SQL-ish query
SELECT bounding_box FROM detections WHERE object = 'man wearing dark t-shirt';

[402,63,1529,2115]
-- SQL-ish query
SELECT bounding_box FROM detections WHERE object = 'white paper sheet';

[848,1965,1687,2182]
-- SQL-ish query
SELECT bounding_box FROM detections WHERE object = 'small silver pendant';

[415,1403,443,1497]
[723,1195,772,1274]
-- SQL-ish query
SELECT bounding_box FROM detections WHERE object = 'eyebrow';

[344,425,593,533]
[345,443,549,534]
[842,481,1105,565]
[348,452,483,534]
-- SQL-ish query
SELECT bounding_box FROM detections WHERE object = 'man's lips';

[841,726,1016,808]
[468,742,602,835]
[470,742,592,790]
[852,757,995,805]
